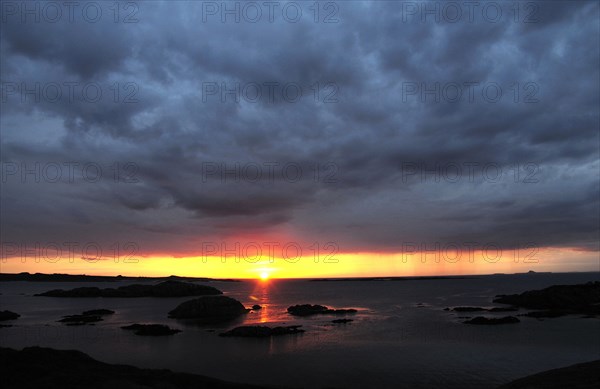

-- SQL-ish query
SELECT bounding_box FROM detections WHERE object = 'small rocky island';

[287,304,357,316]
[220,325,304,338]
[35,281,222,298]
[494,281,600,318]
[121,324,181,336]
[58,309,115,326]
[168,295,248,323]
[464,316,520,325]
[0,310,20,321]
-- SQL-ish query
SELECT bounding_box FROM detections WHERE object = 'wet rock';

[121,324,181,336]
[81,309,115,316]
[251,305,262,310]
[331,319,353,324]
[493,282,600,316]
[168,296,248,322]
[464,316,520,325]
[0,311,20,321]
[451,307,487,312]
[58,314,103,325]
[287,304,357,316]
[219,325,304,338]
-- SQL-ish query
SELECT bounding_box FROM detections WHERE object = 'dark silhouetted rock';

[464,316,520,325]
[81,309,115,316]
[0,346,272,388]
[497,359,600,388]
[58,314,103,325]
[452,307,487,312]
[121,324,181,336]
[168,296,247,322]
[494,282,600,310]
[251,305,262,310]
[35,281,222,298]
[220,325,304,338]
[488,307,518,312]
[332,319,353,324]
[287,304,357,316]
[0,310,20,321]
[519,310,568,318]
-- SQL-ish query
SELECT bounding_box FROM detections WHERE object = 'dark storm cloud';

[1,0,598,256]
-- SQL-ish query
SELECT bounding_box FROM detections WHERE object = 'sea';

[1,272,599,388]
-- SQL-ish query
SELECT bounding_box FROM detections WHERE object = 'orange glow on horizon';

[0,247,598,279]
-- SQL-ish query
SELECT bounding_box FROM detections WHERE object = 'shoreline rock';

[464,316,520,325]
[121,324,181,336]
[494,281,600,318]
[497,359,600,388]
[57,309,114,326]
[287,304,357,316]
[0,346,273,388]
[0,310,20,321]
[168,296,248,323]
[220,325,304,338]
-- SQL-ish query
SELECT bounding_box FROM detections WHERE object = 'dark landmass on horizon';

[0,272,240,283]
[2,271,600,283]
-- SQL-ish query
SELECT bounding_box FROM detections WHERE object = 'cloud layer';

[1,1,599,258]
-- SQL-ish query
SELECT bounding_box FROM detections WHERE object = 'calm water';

[1,272,599,388]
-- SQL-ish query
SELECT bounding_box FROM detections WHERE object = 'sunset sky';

[1,1,599,279]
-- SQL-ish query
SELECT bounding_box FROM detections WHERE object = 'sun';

[260,272,270,280]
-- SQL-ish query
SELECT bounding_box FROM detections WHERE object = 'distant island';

[0,272,240,283]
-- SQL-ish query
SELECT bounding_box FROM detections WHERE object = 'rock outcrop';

[494,281,600,317]
[464,316,520,325]
[35,281,222,298]
[168,296,248,322]
[287,304,357,316]
[220,325,304,338]
[0,310,20,321]
[121,324,181,336]
[58,309,114,325]
[0,346,272,388]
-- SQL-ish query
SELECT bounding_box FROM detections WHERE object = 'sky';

[1,1,599,279]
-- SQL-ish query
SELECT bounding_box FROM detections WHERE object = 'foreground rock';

[36,281,222,298]
[287,304,357,316]
[497,359,600,388]
[0,310,20,321]
[82,309,115,315]
[122,324,181,336]
[57,309,114,326]
[0,346,273,388]
[331,319,353,324]
[220,325,304,338]
[168,296,248,322]
[493,281,600,317]
[464,316,520,325]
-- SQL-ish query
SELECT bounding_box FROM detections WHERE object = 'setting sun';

[260,272,270,280]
